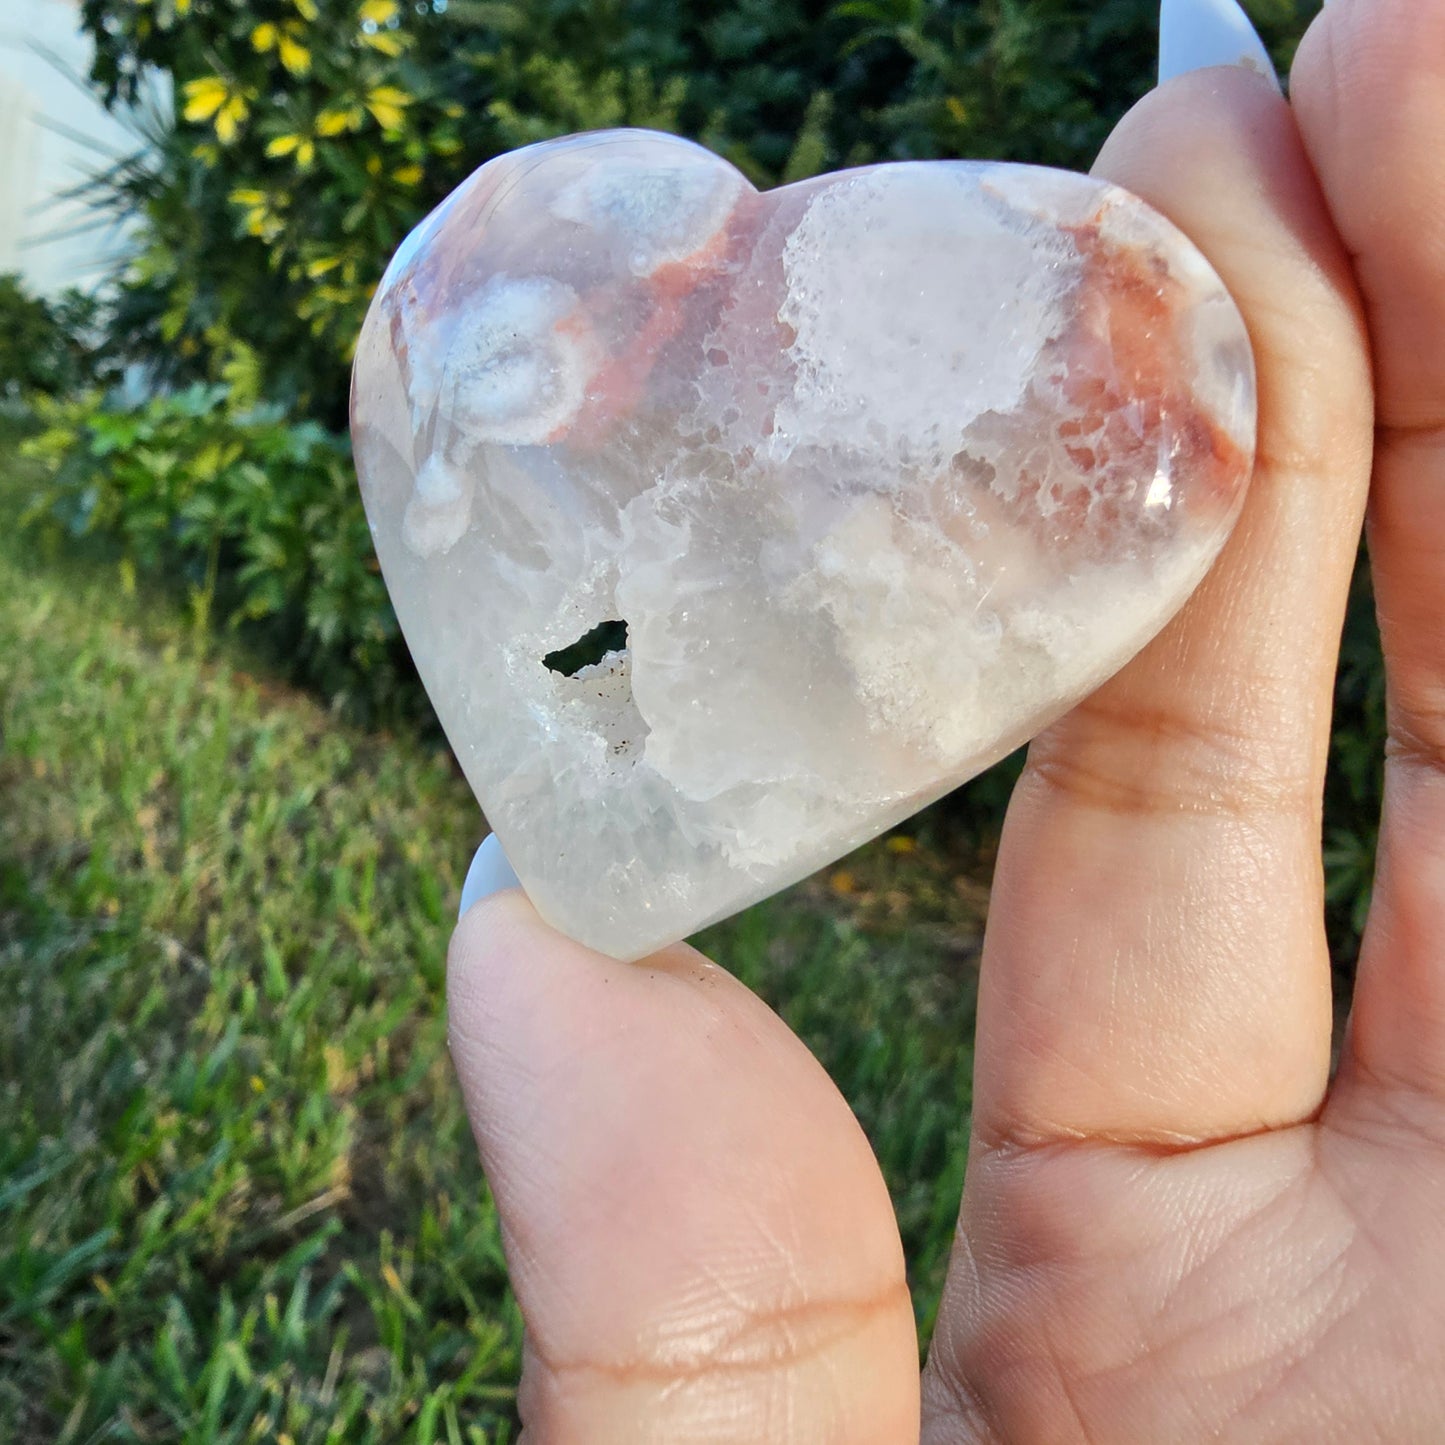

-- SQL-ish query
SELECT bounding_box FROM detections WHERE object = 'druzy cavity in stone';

[351,129,1256,960]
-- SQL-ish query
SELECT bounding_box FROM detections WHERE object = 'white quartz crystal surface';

[351,129,1256,960]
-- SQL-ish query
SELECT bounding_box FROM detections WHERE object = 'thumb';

[448,869,919,1443]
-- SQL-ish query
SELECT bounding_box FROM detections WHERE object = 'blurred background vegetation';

[3,0,1360,1438]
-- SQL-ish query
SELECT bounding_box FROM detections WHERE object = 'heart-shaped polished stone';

[351,129,1255,960]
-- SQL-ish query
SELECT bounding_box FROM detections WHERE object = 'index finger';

[971,68,1373,1150]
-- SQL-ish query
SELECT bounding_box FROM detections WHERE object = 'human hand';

[446,0,1445,1437]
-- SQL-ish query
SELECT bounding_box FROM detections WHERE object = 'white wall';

[0,0,148,296]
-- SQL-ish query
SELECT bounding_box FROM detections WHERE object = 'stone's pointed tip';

[1158,0,1282,94]
[459,833,523,921]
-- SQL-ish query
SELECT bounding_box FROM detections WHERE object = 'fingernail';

[1158,0,1282,93]
[459,832,522,919]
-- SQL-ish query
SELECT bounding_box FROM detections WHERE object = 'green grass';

[0,421,982,1442]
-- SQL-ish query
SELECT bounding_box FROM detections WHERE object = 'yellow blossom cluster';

[251,19,312,77]
[162,0,467,367]
[181,76,252,144]
[179,0,415,150]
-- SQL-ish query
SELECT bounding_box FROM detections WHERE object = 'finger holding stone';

[1292,0,1445,1110]
[447,890,920,1444]
[969,68,1372,1150]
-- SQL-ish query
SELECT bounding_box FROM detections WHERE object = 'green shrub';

[1324,551,1384,964]
[78,1,1312,427]
[0,275,110,400]
[22,385,403,714]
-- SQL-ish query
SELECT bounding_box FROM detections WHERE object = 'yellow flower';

[214,94,250,144]
[265,133,315,168]
[315,105,362,136]
[392,164,423,185]
[255,20,311,75]
[305,256,341,278]
[249,212,284,243]
[359,0,400,23]
[182,76,250,142]
[360,29,406,56]
[228,187,267,206]
[293,0,318,18]
[175,0,191,13]
[364,85,411,130]
[277,32,312,75]
[181,76,228,123]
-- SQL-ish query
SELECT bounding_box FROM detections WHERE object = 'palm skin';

[447,1,1445,1438]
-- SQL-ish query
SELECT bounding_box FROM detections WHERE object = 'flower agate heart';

[351,129,1255,961]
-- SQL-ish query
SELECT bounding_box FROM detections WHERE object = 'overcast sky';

[0,0,153,295]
